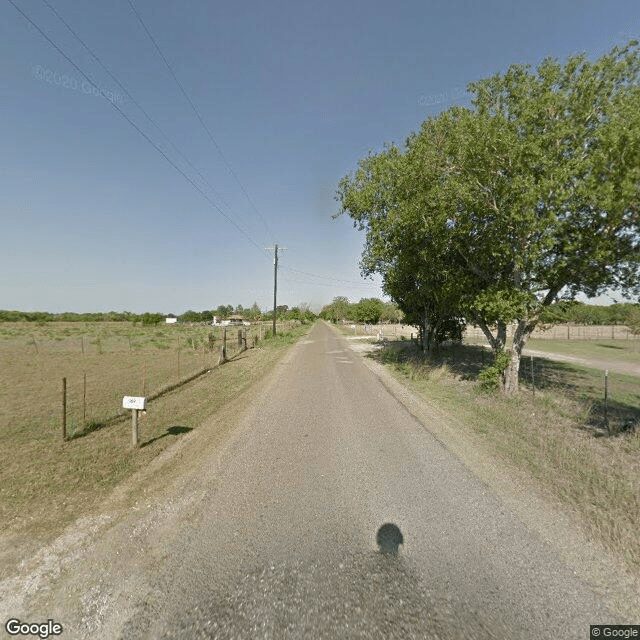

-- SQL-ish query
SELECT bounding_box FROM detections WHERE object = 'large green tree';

[319,296,351,323]
[338,41,640,392]
[352,298,385,324]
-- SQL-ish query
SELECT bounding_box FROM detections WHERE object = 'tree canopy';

[336,41,640,392]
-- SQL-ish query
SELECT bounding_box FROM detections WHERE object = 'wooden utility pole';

[266,244,286,336]
[61,377,67,441]
[273,243,278,336]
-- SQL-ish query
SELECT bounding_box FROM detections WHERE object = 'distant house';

[213,314,247,326]
[165,317,178,324]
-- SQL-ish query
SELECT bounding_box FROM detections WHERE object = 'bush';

[141,313,164,326]
[477,349,511,392]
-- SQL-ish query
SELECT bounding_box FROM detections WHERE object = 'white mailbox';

[123,396,147,411]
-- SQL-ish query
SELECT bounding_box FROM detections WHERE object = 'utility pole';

[266,244,286,335]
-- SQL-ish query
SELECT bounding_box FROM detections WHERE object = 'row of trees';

[179,303,316,324]
[0,302,317,325]
[336,41,640,392]
[319,297,403,325]
[0,310,141,323]
[539,301,639,325]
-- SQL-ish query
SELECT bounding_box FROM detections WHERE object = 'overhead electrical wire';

[38,0,248,237]
[11,0,384,300]
[127,0,274,243]
[8,0,269,259]
[280,266,381,288]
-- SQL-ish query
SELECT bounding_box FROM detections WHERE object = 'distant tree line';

[318,297,640,328]
[0,301,317,326]
[539,301,640,325]
[319,297,404,325]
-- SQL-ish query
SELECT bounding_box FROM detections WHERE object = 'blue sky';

[2,0,638,314]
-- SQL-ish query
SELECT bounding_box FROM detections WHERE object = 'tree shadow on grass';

[140,425,193,448]
[368,339,640,438]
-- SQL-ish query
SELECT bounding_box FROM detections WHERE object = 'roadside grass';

[0,321,312,544]
[369,340,640,573]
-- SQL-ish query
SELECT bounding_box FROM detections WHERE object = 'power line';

[39,0,251,239]
[280,266,381,287]
[12,1,382,292]
[127,0,274,242]
[9,0,269,258]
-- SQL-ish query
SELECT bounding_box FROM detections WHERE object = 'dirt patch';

[523,347,640,377]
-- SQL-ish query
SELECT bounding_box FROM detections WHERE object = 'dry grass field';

[0,320,289,439]
[0,320,307,545]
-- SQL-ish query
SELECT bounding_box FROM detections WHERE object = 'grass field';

[0,320,309,544]
[0,320,291,441]
[525,337,640,364]
[364,336,640,573]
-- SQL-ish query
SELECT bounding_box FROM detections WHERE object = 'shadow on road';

[377,523,404,556]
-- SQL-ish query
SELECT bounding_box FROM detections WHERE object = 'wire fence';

[342,322,639,341]
[0,321,297,441]
[463,324,638,342]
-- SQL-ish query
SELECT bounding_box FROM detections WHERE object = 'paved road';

[115,321,618,639]
[5,321,627,639]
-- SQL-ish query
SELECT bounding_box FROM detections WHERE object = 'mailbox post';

[123,396,147,447]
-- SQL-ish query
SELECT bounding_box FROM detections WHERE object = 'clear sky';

[2,0,638,314]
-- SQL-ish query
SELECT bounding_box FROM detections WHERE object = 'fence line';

[0,321,299,442]
[59,324,276,440]
[463,324,638,342]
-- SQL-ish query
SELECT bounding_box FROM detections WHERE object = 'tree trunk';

[476,319,507,352]
[502,318,534,394]
[503,348,521,393]
[422,306,430,354]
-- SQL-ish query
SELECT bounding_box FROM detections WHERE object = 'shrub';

[477,349,511,392]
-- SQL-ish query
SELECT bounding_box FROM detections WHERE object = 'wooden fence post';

[62,377,67,441]
[219,329,227,364]
[604,369,610,435]
[83,371,86,425]
[142,359,147,396]
[530,355,535,398]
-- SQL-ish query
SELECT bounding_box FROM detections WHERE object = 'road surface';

[2,321,632,639]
